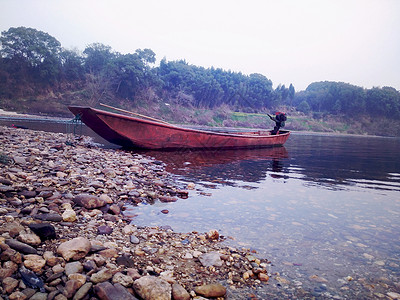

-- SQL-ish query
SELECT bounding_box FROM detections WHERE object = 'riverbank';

[2,104,400,138]
[0,126,304,299]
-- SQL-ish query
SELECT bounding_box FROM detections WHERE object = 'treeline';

[295,81,400,119]
[0,26,399,119]
[0,26,293,110]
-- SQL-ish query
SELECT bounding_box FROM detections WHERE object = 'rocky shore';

[0,126,274,300]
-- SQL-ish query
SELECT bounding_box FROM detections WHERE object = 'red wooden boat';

[68,106,290,149]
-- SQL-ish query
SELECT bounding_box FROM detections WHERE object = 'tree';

[0,27,61,67]
[83,43,115,74]
[60,48,84,81]
[288,83,295,106]
[0,26,62,83]
[135,48,156,65]
[298,100,311,113]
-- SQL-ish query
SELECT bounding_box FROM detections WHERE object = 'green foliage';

[294,81,400,119]
[0,26,61,67]
[297,100,311,113]
[157,60,277,109]
[0,26,62,88]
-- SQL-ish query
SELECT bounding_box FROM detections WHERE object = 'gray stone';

[198,252,223,267]
[5,239,37,254]
[94,281,138,300]
[73,282,93,300]
[29,292,48,300]
[90,268,113,283]
[112,272,133,287]
[13,156,26,165]
[130,235,140,244]
[65,261,83,276]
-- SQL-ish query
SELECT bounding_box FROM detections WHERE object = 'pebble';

[0,126,272,300]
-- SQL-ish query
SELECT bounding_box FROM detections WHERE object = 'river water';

[2,117,400,298]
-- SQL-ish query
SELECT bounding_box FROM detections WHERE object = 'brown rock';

[126,268,141,281]
[68,273,87,286]
[23,254,46,273]
[13,156,26,165]
[194,283,226,298]
[0,267,15,280]
[63,280,82,298]
[17,233,42,246]
[109,204,120,215]
[206,229,219,240]
[54,294,68,300]
[0,221,24,237]
[43,251,64,267]
[159,196,177,203]
[9,291,28,300]
[0,248,22,264]
[172,283,190,300]
[3,276,19,293]
[258,273,269,282]
[98,248,119,259]
[57,237,91,261]
[73,194,106,209]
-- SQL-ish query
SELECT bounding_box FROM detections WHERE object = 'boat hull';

[68,106,290,149]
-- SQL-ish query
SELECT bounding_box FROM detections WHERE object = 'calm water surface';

[131,133,400,298]
[2,117,400,298]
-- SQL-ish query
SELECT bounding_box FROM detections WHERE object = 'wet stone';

[28,223,57,241]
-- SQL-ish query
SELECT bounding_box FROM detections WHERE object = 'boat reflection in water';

[140,146,289,186]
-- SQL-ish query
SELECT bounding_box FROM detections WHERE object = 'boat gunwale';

[86,106,290,139]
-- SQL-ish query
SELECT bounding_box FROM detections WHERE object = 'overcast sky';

[1,0,399,91]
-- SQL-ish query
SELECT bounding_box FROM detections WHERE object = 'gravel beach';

[0,125,284,300]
